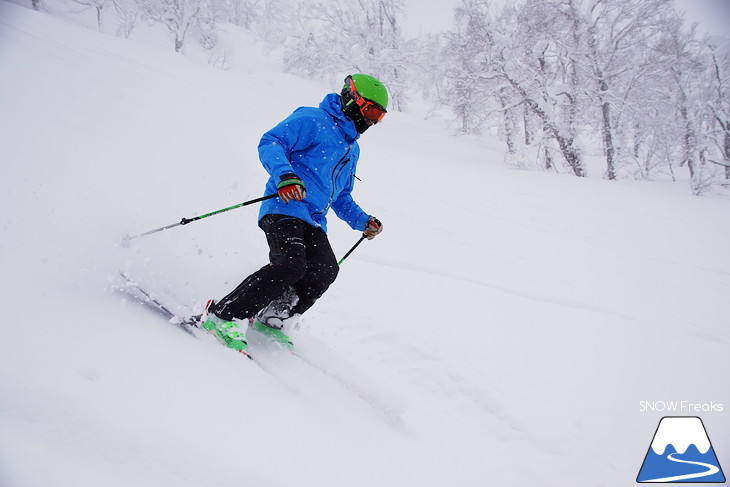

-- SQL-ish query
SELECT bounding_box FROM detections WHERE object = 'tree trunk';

[724,131,730,179]
[679,104,696,178]
[503,75,584,176]
[497,90,515,154]
[524,103,532,146]
[601,100,616,180]
[597,79,616,180]
[586,19,617,181]
[96,5,103,33]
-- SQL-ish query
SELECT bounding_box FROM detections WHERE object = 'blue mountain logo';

[637,416,726,483]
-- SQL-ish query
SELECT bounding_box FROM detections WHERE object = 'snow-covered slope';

[1,3,729,486]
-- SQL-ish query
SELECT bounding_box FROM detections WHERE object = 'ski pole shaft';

[123,193,278,246]
[179,193,277,225]
[338,235,367,266]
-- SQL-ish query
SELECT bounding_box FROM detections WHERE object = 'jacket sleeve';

[331,179,370,231]
[258,110,318,179]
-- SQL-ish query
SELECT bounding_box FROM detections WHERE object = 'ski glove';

[364,216,383,240]
[277,173,306,203]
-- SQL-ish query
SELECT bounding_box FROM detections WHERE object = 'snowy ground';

[1,3,729,486]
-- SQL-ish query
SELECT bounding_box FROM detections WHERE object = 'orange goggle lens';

[358,100,386,123]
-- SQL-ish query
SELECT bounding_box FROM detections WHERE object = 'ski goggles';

[345,76,387,124]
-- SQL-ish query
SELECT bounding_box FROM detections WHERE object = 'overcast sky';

[403,0,730,38]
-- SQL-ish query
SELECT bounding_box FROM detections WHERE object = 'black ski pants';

[212,214,339,321]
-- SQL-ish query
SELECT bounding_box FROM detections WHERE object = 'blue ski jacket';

[257,93,370,233]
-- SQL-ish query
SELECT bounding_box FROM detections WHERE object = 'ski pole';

[338,235,367,266]
[122,193,278,247]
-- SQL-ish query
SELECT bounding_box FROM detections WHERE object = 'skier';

[200,74,388,352]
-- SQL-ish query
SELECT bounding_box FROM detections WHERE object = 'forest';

[32,0,730,194]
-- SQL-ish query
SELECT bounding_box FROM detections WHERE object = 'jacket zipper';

[312,146,351,218]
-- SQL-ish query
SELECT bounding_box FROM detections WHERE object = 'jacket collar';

[320,93,360,142]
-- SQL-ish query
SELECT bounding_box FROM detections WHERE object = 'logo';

[637,416,725,483]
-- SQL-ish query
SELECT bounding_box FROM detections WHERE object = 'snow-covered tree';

[574,0,674,180]
[283,0,412,110]
[72,0,108,32]
[440,0,728,190]
[442,0,495,134]
[707,39,730,181]
[507,0,587,175]
[140,0,216,53]
[444,0,586,175]
[220,0,261,29]
[112,0,140,38]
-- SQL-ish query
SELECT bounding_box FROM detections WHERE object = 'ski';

[117,271,252,359]
[118,271,198,335]
[248,318,295,351]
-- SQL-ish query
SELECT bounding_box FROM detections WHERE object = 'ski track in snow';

[246,331,407,429]
[357,253,641,324]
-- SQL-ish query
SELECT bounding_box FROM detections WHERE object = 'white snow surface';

[1,3,729,486]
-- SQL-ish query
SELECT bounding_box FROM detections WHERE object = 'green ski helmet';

[340,74,388,133]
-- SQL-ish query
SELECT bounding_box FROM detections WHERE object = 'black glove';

[364,216,382,240]
[277,173,306,203]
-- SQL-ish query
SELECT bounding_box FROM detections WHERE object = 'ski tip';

[118,270,135,285]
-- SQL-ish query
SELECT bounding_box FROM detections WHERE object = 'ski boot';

[250,290,297,350]
[200,300,249,355]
